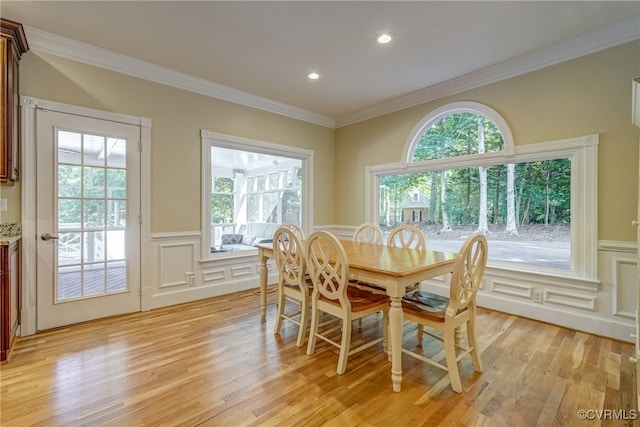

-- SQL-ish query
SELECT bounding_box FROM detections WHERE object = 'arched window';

[367,102,597,279]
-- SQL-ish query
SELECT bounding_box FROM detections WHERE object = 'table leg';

[389,296,403,392]
[258,252,267,317]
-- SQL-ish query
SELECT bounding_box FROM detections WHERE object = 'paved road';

[426,238,570,270]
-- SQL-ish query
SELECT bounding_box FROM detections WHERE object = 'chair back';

[387,224,426,250]
[306,231,350,306]
[281,222,305,240]
[273,226,308,291]
[353,222,383,244]
[448,234,488,314]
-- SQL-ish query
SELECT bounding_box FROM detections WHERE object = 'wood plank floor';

[1,287,636,426]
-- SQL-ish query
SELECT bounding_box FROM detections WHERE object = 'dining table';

[256,239,457,392]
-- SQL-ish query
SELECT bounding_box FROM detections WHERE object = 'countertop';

[0,223,21,245]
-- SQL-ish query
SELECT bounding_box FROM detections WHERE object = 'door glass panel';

[58,165,82,197]
[58,232,81,266]
[107,168,126,198]
[107,200,126,227]
[84,263,106,296]
[56,129,129,301]
[83,166,105,198]
[107,260,126,292]
[84,134,105,167]
[106,138,126,168]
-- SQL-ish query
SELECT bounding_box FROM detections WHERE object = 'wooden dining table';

[256,239,457,392]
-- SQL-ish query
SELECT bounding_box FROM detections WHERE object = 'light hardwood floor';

[1,286,636,426]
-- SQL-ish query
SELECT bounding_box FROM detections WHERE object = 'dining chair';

[387,224,426,250]
[305,231,390,375]
[400,233,488,393]
[273,226,312,347]
[352,222,383,244]
[281,221,305,240]
[387,224,427,294]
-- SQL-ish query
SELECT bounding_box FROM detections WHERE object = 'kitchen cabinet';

[0,239,20,361]
[0,18,28,184]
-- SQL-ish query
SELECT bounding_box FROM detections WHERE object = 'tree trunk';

[440,170,451,232]
[428,172,438,224]
[505,163,518,235]
[475,118,489,234]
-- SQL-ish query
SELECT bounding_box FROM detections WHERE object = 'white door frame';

[20,96,152,336]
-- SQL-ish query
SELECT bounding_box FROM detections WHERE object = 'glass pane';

[106,138,126,168]
[107,260,126,292]
[84,167,105,198]
[84,134,105,167]
[57,265,82,301]
[282,190,301,223]
[107,168,126,199]
[84,200,105,228]
[247,194,259,223]
[107,200,127,228]
[211,194,233,223]
[57,130,82,166]
[84,231,105,262]
[269,173,279,189]
[58,165,82,197]
[58,198,81,228]
[84,263,106,296]
[412,113,503,162]
[106,230,126,260]
[377,159,571,270]
[247,177,255,192]
[214,177,233,193]
[262,192,278,223]
[257,175,265,192]
[58,232,82,265]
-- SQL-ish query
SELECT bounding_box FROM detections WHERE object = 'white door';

[36,110,141,330]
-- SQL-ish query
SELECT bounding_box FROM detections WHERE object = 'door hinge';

[138,213,142,224]
[138,141,142,152]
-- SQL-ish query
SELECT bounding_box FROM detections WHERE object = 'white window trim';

[366,134,599,280]
[200,129,314,258]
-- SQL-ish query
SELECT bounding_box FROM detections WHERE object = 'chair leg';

[417,324,424,348]
[296,300,310,348]
[337,317,352,375]
[444,324,462,393]
[466,318,483,372]
[382,308,389,357]
[306,304,319,356]
[274,287,285,335]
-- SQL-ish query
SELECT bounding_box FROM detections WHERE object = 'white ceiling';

[3,1,640,127]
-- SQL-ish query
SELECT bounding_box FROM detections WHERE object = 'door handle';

[40,233,60,241]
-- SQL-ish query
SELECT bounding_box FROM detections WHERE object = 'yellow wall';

[4,41,640,241]
[335,40,640,242]
[14,51,336,232]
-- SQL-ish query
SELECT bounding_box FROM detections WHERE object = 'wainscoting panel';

[149,231,279,309]
[145,227,636,342]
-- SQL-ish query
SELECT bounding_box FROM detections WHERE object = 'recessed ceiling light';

[376,32,393,44]
[308,72,320,80]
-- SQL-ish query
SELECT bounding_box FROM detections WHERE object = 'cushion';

[242,234,256,246]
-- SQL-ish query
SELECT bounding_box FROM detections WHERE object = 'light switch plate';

[0,198,7,211]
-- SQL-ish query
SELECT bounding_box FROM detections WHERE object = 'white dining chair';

[387,224,426,250]
[352,222,383,244]
[281,222,305,240]
[305,231,390,375]
[273,226,312,347]
[401,233,488,393]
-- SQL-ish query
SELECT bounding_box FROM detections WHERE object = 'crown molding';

[335,16,640,128]
[23,16,640,130]
[24,26,336,129]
